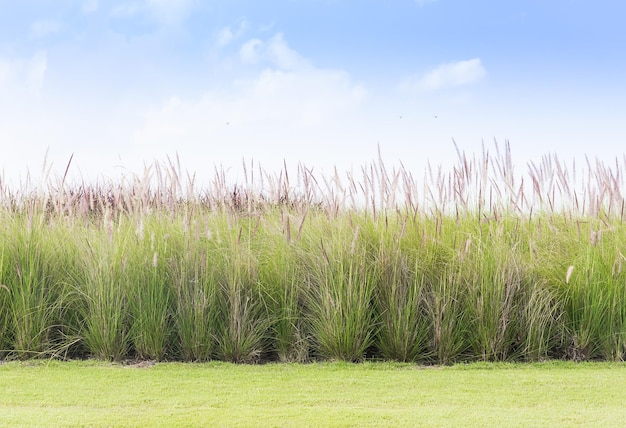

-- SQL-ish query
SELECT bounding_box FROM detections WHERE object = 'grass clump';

[75,221,132,361]
[1,143,626,363]
[303,227,377,362]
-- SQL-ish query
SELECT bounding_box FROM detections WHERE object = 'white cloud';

[266,33,309,70]
[216,27,235,47]
[239,39,263,64]
[215,20,248,48]
[131,34,368,172]
[403,58,485,92]
[30,20,62,38]
[134,68,367,142]
[239,33,309,71]
[0,51,48,96]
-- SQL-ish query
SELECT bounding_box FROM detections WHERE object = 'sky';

[1,0,625,187]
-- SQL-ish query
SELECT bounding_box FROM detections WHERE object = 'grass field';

[1,360,625,427]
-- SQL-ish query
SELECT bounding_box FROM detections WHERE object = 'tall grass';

[170,215,218,362]
[302,221,377,361]
[0,209,77,359]
[126,217,174,360]
[373,218,431,363]
[212,232,270,364]
[75,220,131,361]
[1,144,626,363]
[258,214,311,362]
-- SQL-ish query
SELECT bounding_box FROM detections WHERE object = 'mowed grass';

[1,361,625,427]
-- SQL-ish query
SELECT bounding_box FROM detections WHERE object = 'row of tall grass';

[1,143,625,363]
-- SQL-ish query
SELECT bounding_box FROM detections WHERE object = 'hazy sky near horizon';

[1,0,625,185]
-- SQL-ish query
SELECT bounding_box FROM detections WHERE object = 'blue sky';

[1,0,625,185]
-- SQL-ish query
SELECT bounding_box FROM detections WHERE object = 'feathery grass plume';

[566,265,575,284]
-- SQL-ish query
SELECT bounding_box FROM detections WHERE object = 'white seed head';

[566,265,574,284]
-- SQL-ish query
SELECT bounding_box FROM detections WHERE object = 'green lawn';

[1,360,625,427]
